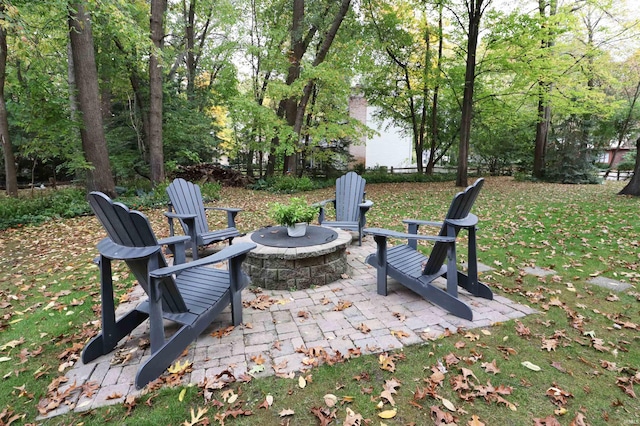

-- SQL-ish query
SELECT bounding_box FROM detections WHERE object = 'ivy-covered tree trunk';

[149,0,166,184]
[618,136,640,196]
[0,13,18,197]
[68,1,116,197]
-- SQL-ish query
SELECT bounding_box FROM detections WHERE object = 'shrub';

[0,187,91,230]
[250,175,319,193]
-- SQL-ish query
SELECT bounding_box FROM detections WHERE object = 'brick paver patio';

[39,235,537,419]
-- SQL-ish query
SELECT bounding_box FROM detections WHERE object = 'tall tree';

[532,0,557,179]
[267,0,352,176]
[0,3,17,196]
[456,0,491,187]
[68,1,115,196]
[149,0,166,183]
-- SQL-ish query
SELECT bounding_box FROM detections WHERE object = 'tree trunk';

[618,136,640,196]
[532,0,557,180]
[426,2,444,176]
[113,39,150,158]
[149,0,166,184]
[0,14,18,197]
[68,1,116,197]
[457,0,488,187]
[185,0,196,99]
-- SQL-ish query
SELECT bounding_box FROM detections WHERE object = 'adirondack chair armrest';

[97,238,161,261]
[359,200,374,210]
[164,211,197,220]
[402,219,444,228]
[157,235,191,245]
[204,207,242,228]
[149,242,257,278]
[314,199,336,223]
[445,214,478,229]
[157,235,191,264]
[363,228,455,243]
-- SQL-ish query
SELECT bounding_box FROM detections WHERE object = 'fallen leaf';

[167,360,192,374]
[469,414,486,426]
[521,361,541,371]
[279,408,295,417]
[324,394,338,407]
[442,397,456,412]
[378,409,397,419]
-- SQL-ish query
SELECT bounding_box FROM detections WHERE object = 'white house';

[348,94,415,170]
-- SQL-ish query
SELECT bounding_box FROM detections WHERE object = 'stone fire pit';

[235,226,352,290]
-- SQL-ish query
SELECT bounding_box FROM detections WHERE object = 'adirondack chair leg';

[444,241,459,298]
[455,226,493,300]
[426,234,473,320]
[228,255,247,326]
[135,324,198,389]
[181,217,199,260]
[82,257,148,363]
[148,275,167,354]
[226,210,238,228]
[372,235,389,296]
[166,204,176,237]
[423,282,474,321]
[406,223,419,250]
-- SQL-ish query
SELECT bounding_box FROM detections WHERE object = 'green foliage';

[543,142,602,184]
[0,187,91,230]
[0,180,222,230]
[250,175,320,193]
[269,197,319,226]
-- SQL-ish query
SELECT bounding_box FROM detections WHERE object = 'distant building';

[348,94,415,170]
[600,145,631,168]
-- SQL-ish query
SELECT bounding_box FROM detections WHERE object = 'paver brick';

[40,236,537,420]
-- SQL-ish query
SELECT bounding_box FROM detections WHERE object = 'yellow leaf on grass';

[227,393,238,404]
[298,375,306,388]
[378,409,397,419]
[178,388,187,402]
[469,414,485,426]
[554,407,567,416]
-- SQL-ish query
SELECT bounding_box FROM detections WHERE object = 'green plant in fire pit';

[269,197,318,227]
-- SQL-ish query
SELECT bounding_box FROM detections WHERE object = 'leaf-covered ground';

[1,177,639,425]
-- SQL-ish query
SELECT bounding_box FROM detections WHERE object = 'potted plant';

[269,197,319,237]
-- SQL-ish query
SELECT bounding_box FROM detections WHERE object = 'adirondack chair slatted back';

[335,172,366,222]
[422,179,484,275]
[167,178,209,237]
[88,192,188,312]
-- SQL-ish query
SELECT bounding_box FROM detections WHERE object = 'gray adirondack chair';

[165,178,242,259]
[364,179,492,320]
[82,192,256,389]
[316,171,373,245]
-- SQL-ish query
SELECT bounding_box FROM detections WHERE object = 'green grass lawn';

[1,177,639,425]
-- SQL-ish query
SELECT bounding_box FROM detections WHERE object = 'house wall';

[348,95,367,167]
[348,94,415,169]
